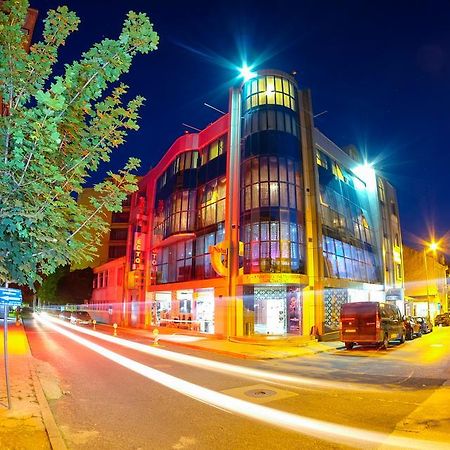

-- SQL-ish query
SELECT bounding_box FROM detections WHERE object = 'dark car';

[414,316,433,334]
[340,302,405,350]
[434,313,450,327]
[70,311,93,326]
[404,316,422,340]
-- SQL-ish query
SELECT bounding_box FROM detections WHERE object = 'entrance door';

[254,287,287,335]
[266,298,286,335]
[196,289,215,334]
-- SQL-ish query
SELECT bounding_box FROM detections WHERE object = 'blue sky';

[31,0,450,251]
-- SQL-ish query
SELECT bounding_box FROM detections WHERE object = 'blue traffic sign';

[0,288,22,306]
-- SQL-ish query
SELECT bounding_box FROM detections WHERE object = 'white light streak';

[41,314,374,393]
[35,314,445,450]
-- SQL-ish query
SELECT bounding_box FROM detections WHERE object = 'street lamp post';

[423,248,430,319]
[423,241,438,319]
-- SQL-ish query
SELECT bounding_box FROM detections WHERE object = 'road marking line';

[36,314,447,450]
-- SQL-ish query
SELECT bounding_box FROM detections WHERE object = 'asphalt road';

[24,317,450,450]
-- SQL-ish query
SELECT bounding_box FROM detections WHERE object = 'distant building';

[90,69,405,338]
[403,245,448,318]
[72,188,131,270]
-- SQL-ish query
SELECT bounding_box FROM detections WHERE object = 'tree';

[0,1,159,287]
[37,266,93,305]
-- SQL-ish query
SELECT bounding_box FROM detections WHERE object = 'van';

[340,302,405,350]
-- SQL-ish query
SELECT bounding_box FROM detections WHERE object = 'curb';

[149,336,341,360]
[24,328,67,450]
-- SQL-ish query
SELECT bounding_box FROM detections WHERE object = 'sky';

[31,0,450,253]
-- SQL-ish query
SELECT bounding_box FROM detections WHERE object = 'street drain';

[244,389,277,398]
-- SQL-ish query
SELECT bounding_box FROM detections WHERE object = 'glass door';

[254,287,287,335]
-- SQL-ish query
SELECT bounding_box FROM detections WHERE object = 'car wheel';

[406,330,412,340]
[345,342,354,350]
[399,332,405,344]
[381,334,389,350]
[417,331,422,338]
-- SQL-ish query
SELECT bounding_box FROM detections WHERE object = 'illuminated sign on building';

[132,232,146,270]
[209,241,244,277]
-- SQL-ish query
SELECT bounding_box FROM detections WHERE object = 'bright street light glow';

[239,64,256,81]
[34,314,445,450]
[41,314,378,393]
[429,242,438,251]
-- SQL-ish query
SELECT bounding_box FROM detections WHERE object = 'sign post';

[0,285,23,410]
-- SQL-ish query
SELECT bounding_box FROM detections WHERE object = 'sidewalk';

[0,321,65,450]
[101,323,343,359]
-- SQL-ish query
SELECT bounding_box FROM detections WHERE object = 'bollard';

[92,319,96,331]
[113,323,118,336]
[152,328,160,346]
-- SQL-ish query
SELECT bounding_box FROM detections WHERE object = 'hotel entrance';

[245,286,302,336]
[195,288,215,334]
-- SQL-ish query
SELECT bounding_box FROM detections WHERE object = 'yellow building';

[73,187,131,270]
[403,245,448,319]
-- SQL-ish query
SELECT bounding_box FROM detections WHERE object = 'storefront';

[243,285,302,336]
[195,288,215,334]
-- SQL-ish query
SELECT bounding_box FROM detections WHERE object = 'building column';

[225,87,243,337]
[299,90,324,336]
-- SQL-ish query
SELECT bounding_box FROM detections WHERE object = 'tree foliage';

[37,265,93,305]
[0,1,159,287]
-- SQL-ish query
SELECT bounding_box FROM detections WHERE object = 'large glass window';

[197,177,226,229]
[241,155,304,274]
[156,240,193,283]
[243,75,296,112]
[243,109,298,137]
[154,189,196,239]
[200,136,226,166]
[193,225,225,279]
[241,157,302,212]
[156,150,199,190]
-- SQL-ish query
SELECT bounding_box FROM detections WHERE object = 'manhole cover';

[244,389,277,398]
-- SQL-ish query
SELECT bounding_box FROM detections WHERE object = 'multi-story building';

[90,69,405,338]
[403,245,448,318]
[73,188,132,270]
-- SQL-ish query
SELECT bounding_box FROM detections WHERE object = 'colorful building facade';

[403,245,448,319]
[90,69,405,338]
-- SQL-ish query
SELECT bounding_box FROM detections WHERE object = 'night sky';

[30,0,450,252]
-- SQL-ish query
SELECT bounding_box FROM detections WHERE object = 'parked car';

[340,302,405,350]
[434,313,450,327]
[414,316,433,334]
[404,316,422,340]
[70,311,93,326]
[59,310,72,320]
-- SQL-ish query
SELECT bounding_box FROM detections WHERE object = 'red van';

[340,302,405,350]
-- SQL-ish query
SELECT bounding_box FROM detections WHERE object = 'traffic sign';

[0,288,22,306]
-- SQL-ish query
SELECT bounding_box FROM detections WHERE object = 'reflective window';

[156,150,199,190]
[200,136,226,166]
[197,177,226,229]
[156,240,193,283]
[243,75,296,112]
[153,189,196,239]
[241,155,305,274]
[243,109,298,137]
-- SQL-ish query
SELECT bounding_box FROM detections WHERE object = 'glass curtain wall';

[317,148,381,283]
[153,138,228,285]
[240,71,305,336]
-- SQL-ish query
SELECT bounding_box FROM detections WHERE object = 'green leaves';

[0,1,159,287]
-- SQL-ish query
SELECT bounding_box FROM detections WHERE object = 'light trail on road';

[40,313,382,393]
[35,314,446,450]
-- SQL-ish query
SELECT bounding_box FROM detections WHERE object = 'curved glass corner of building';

[239,71,305,276]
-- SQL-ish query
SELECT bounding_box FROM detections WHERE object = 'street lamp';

[423,240,438,319]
